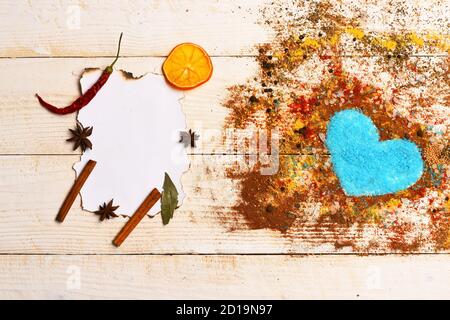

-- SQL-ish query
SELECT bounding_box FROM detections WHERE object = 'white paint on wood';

[0,255,448,299]
[0,0,269,57]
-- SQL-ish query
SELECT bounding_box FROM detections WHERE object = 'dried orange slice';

[162,43,213,90]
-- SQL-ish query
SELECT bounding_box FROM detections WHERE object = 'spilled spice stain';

[221,0,450,252]
[227,166,299,231]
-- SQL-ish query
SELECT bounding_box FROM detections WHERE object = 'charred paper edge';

[72,68,190,218]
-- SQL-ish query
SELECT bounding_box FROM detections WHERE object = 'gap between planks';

[0,253,449,256]
[0,54,448,59]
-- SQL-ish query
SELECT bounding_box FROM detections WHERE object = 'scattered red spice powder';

[220,1,450,252]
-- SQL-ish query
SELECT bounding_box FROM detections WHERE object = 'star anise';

[95,199,119,221]
[67,122,93,152]
[179,129,200,148]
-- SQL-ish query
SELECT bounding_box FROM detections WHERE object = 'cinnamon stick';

[56,159,97,223]
[113,188,161,247]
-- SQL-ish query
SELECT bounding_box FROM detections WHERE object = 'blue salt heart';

[325,109,424,196]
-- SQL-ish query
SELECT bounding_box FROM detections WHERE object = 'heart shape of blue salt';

[325,109,424,196]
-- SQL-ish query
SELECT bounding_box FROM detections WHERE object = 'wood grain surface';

[0,0,448,299]
[0,255,449,299]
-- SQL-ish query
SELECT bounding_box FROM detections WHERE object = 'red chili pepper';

[36,33,123,115]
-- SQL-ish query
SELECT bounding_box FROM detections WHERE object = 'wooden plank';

[0,56,447,155]
[0,0,269,57]
[0,254,449,299]
[0,155,447,254]
[0,0,448,58]
[0,154,300,254]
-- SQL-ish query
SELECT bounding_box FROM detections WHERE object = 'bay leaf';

[161,172,178,225]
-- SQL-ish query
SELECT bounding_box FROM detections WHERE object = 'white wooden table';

[0,0,449,299]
